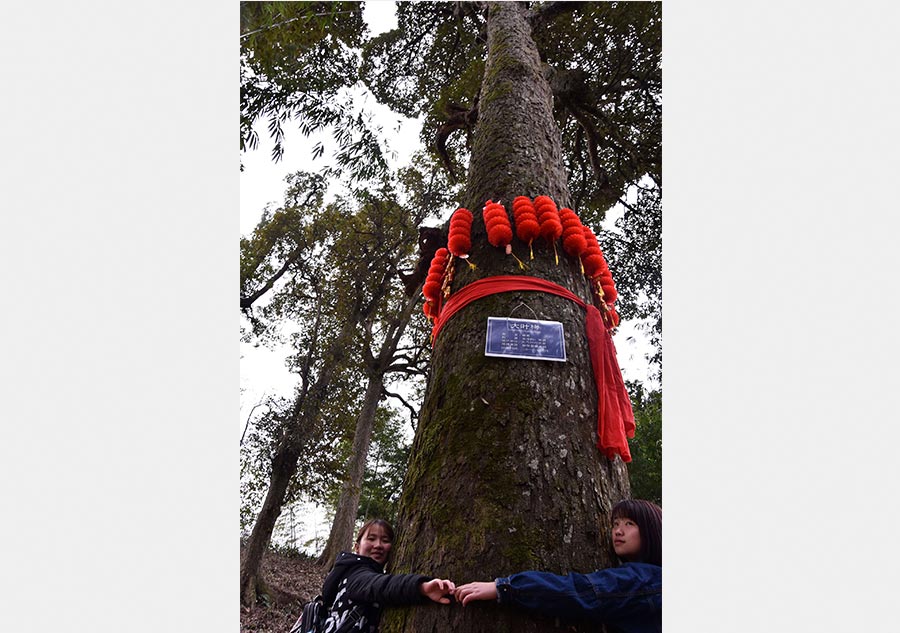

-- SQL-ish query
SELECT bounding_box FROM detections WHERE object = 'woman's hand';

[420,578,456,604]
[454,581,497,606]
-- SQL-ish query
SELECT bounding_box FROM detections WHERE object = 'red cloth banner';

[431,275,635,462]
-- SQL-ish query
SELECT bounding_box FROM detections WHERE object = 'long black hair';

[611,499,662,567]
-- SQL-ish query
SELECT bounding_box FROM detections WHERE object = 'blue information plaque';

[484,317,566,362]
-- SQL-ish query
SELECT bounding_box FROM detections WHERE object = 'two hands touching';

[452,581,497,605]
[420,579,457,604]
[420,579,497,606]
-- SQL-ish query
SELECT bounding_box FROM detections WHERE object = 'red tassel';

[585,307,634,462]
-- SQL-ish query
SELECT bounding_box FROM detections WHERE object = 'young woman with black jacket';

[319,518,454,633]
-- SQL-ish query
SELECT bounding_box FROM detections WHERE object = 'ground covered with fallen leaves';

[240,546,329,633]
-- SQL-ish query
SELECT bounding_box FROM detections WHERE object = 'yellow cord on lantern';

[529,241,534,260]
[595,283,607,310]
[511,251,528,271]
[553,242,559,265]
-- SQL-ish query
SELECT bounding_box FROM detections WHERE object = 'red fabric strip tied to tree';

[431,275,635,462]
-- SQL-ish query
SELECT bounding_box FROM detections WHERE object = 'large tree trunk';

[317,292,422,569]
[382,4,630,632]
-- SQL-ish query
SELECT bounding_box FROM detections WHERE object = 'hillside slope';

[240,546,328,633]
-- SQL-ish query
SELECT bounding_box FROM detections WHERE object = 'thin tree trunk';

[315,374,383,568]
[239,436,302,606]
[382,4,630,632]
[317,292,422,569]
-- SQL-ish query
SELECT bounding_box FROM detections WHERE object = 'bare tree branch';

[435,99,479,182]
[240,397,268,446]
[564,101,610,189]
[382,387,419,430]
[241,248,303,309]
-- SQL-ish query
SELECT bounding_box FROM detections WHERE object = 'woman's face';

[356,524,392,565]
[612,516,642,561]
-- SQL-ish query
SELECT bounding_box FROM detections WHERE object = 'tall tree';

[315,288,422,570]
[240,263,365,606]
[367,3,657,632]
[240,1,388,180]
[239,174,437,605]
[239,4,662,628]
[309,189,435,570]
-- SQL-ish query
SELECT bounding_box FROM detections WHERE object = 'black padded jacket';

[321,552,432,633]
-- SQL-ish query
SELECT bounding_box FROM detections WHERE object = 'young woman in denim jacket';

[453,499,662,633]
[318,518,455,633]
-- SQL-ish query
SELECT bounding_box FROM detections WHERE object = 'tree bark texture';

[383,4,631,633]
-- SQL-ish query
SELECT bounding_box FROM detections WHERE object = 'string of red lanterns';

[422,196,620,330]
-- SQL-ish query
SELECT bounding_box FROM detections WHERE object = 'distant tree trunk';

[240,321,355,607]
[315,373,382,568]
[317,292,421,570]
[382,4,630,633]
[239,434,303,606]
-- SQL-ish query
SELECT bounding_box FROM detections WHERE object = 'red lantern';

[581,228,604,278]
[482,200,513,251]
[533,195,563,244]
[512,196,540,259]
[422,247,450,321]
[579,227,620,322]
[559,207,587,258]
[448,207,473,258]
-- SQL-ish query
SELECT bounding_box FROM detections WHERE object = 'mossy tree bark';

[382,4,630,632]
